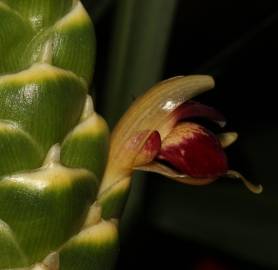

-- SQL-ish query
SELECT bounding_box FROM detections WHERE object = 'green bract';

[0,1,117,269]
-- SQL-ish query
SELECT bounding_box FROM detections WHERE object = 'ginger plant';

[0,0,262,269]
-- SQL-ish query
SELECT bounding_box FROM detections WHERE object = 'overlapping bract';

[0,1,117,269]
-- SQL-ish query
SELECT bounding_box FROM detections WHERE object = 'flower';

[133,100,229,181]
[98,75,262,197]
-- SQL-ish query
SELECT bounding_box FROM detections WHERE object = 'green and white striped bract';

[0,1,118,269]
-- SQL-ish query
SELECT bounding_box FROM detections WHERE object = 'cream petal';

[226,170,263,194]
[134,162,215,186]
[218,132,238,148]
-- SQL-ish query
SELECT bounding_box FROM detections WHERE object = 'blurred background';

[84,0,278,269]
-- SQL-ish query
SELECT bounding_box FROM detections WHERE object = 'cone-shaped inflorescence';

[0,1,118,269]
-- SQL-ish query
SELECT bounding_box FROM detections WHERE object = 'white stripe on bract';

[0,63,81,84]
[80,95,95,121]
[55,1,90,30]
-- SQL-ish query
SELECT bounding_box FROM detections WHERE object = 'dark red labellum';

[158,122,228,178]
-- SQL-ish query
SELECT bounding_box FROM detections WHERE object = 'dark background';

[85,0,278,269]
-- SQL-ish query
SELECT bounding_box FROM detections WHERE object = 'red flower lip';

[157,122,228,179]
[154,100,228,179]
